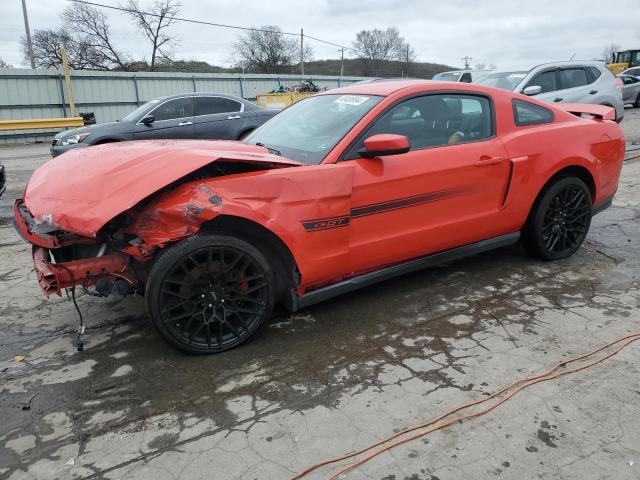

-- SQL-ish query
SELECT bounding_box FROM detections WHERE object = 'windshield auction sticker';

[335,95,369,106]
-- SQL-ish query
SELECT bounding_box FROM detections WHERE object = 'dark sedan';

[51,93,278,157]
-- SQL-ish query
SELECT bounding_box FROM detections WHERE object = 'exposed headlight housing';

[61,133,89,145]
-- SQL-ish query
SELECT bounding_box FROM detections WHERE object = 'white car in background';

[475,61,624,122]
[621,66,640,78]
[432,69,493,83]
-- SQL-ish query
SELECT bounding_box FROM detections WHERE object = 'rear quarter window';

[512,99,554,126]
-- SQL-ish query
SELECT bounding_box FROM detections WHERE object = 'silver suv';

[476,61,624,122]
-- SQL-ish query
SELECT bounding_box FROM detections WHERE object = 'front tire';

[145,233,275,354]
[521,176,592,261]
[634,93,640,109]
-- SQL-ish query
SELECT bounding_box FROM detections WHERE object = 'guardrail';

[0,117,84,131]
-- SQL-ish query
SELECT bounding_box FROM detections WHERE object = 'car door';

[194,96,244,140]
[133,97,195,140]
[342,93,511,274]
[621,75,640,103]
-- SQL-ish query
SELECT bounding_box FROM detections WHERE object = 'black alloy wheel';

[522,176,592,260]
[146,234,274,353]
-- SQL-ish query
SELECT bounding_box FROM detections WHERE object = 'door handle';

[474,156,504,166]
[553,97,563,102]
[178,121,193,126]
[589,90,598,95]
[227,115,241,120]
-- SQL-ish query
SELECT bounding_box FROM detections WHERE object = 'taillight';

[614,77,623,90]
[614,77,623,99]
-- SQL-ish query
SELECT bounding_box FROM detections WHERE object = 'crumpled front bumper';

[14,199,135,297]
[32,247,133,297]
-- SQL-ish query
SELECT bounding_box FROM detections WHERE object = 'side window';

[528,70,557,93]
[151,97,194,122]
[344,94,493,158]
[513,99,554,126]
[588,66,601,81]
[558,68,589,89]
[460,72,472,83]
[628,68,640,76]
[623,76,638,85]
[196,97,238,116]
[228,100,242,112]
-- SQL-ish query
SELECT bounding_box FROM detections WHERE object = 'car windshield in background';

[433,72,461,81]
[119,98,162,122]
[476,71,528,90]
[245,94,383,164]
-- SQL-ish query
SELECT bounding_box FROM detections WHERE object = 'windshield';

[432,72,461,81]
[120,98,163,122]
[476,71,528,90]
[245,94,383,164]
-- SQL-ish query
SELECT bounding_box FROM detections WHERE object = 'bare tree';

[232,25,312,74]
[23,28,107,69]
[123,0,180,71]
[601,43,620,63]
[353,27,413,75]
[0,57,12,68]
[63,3,127,69]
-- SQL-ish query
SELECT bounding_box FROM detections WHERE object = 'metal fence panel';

[0,68,367,144]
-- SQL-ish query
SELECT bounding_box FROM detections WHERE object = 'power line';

[67,0,364,55]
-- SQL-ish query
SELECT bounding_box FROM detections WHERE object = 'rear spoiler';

[556,103,616,121]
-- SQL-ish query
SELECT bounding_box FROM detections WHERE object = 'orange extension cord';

[290,332,640,480]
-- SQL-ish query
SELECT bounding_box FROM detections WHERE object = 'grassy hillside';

[302,58,456,79]
[149,58,456,79]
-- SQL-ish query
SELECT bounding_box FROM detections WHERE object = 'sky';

[2,0,640,70]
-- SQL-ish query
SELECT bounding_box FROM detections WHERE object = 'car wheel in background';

[635,93,640,108]
[145,233,275,354]
[521,176,592,261]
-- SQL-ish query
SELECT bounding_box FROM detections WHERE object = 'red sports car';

[14,80,624,353]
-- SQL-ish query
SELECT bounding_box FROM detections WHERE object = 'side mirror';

[359,134,410,158]
[523,85,542,96]
[141,114,155,125]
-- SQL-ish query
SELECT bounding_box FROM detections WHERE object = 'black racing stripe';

[351,186,470,218]
[301,186,472,232]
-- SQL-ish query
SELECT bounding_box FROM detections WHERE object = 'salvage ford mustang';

[14,80,624,353]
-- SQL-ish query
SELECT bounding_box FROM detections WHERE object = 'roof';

[489,60,608,74]
[320,79,431,96]
[319,79,515,97]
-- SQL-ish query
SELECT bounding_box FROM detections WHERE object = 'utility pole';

[21,0,36,69]
[60,48,77,117]
[300,28,304,77]
[461,56,472,69]
[405,44,410,77]
[340,48,344,79]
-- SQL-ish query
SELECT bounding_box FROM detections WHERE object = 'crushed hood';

[24,139,300,237]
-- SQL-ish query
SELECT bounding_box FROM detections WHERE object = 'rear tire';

[521,176,592,261]
[634,93,640,109]
[145,233,275,354]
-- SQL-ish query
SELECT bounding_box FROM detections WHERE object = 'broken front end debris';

[14,199,137,297]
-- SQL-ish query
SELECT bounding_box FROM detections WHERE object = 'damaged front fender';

[122,183,224,257]
[123,163,356,288]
